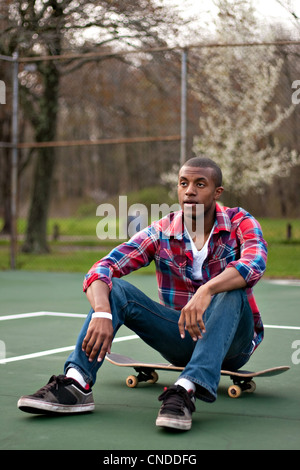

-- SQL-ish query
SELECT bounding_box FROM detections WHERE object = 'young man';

[18,157,267,431]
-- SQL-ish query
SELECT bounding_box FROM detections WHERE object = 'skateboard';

[105,352,290,398]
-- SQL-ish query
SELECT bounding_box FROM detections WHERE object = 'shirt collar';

[213,203,231,233]
[160,211,184,240]
[162,203,231,239]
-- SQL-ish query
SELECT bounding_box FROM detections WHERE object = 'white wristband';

[92,312,112,320]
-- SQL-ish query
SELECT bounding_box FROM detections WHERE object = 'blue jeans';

[65,278,254,402]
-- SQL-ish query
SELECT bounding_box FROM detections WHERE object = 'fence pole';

[180,48,188,166]
[10,52,19,270]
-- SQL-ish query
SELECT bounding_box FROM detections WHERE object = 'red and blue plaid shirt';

[83,204,267,350]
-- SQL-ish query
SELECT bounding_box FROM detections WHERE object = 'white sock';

[66,368,88,389]
[175,378,196,394]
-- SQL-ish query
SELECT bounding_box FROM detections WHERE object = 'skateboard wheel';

[126,375,138,388]
[245,380,256,393]
[148,371,159,384]
[228,385,242,398]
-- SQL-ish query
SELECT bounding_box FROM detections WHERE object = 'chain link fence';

[1,41,300,272]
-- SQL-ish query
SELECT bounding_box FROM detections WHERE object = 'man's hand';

[82,318,114,363]
[178,267,247,341]
[178,285,211,341]
[83,280,113,362]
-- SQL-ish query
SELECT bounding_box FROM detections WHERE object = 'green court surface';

[0,271,299,451]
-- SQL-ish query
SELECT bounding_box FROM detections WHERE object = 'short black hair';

[182,157,223,187]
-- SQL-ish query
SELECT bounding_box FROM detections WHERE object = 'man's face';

[177,165,223,220]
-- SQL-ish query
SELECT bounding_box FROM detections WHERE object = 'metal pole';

[10,52,19,270]
[180,48,188,166]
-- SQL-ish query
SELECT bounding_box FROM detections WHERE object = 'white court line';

[265,279,300,287]
[264,324,300,331]
[1,312,300,330]
[0,311,299,365]
[0,334,139,364]
[0,311,86,321]
[0,312,138,364]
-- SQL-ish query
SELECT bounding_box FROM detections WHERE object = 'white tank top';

[186,227,213,280]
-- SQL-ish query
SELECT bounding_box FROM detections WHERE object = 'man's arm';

[85,279,111,313]
[179,213,267,342]
[83,212,194,363]
[81,227,159,363]
[81,280,114,363]
[178,267,247,341]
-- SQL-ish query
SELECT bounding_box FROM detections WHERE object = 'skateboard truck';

[126,367,159,388]
[228,376,256,398]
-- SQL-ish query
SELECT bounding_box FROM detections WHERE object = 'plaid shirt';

[83,204,267,350]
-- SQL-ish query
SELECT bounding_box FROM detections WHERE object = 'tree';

[0,0,184,253]
[192,0,299,197]
[275,0,300,28]
[0,0,32,235]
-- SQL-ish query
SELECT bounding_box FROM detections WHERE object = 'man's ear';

[214,186,224,200]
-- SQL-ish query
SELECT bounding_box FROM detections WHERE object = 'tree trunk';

[22,61,59,253]
[22,149,56,253]
[0,153,12,235]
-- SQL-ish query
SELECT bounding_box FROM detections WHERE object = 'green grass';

[4,243,297,278]
[6,215,300,242]
[0,217,299,278]
[258,218,300,278]
[0,248,156,275]
[264,243,300,278]
[258,218,300,243]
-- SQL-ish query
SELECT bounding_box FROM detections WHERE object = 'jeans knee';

[110,278,128,307]
[110,277,141,312]
[224,288,245,300]
[111,277,123,288]
[212,288,245,309]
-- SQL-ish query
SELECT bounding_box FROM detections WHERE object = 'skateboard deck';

[106,352,290,398]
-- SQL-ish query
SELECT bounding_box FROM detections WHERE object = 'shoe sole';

[156,416,192,431]
[17,397,95,415]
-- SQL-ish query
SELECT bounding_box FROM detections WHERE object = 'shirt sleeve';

[83,225,159,292]
[226,215,268,287]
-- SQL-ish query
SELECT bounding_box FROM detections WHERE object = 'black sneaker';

[156,384,196,431]
[17,375,95,415]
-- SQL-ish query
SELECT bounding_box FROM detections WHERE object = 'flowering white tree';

[192,0,299,195]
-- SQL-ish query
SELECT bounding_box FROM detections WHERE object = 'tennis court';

[0,270,299,451]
